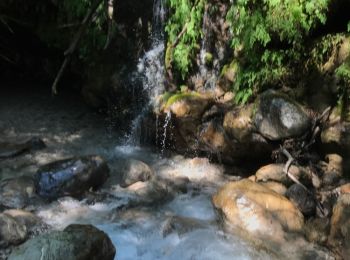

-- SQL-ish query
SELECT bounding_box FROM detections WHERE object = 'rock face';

[0,213,27,248]
[119,159,154,188]
[254,90,311,141]
[0,176,37,209]
[8,224,116,260]
[0,137,45,159]
[35,155,110,200]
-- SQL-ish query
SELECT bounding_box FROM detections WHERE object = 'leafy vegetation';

[165,0,206,79]
[226,0,331,103]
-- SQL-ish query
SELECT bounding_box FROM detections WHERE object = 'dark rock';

[8,224,116,260]
[120,159,154,188]
[0,213,27,248]
[254,90,311,141]
[0,137,46,159]
[286,184,316,217]
[0,176,37,209]
[35,155,110,200]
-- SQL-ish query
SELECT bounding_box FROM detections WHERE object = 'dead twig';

[51,0,103,95]
[281,147,325,216]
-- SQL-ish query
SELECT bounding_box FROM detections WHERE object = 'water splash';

[160,111,171,155]
[124,0,166,146]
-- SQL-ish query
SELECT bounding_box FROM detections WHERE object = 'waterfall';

[124,0,166,146]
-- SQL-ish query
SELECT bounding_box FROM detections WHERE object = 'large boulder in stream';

[212,179,333,258]
[35,155,110,200]
[8,224,116,260]
[254,90,311,141]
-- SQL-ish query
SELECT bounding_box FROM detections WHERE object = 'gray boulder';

[8,224,116,260]
[254,90,311,140]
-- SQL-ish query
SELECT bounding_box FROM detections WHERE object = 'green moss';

[165,92,201,107]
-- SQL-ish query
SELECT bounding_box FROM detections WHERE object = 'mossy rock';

[164,92,202,108]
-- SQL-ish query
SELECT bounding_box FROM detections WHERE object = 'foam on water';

[35,148,270,260]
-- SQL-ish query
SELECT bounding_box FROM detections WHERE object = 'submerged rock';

[35,155,110,200]
[254,90,311,141]
[8,224,116,260]
[0,137,46,159]
[119,159,154,188]
[0,213,27,248]
[162,215,206,237]
[0,176,37,209]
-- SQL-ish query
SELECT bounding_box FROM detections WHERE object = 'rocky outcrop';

[8,224,116,260]
[35,155,110,200]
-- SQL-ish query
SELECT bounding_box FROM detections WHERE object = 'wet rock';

[198,120,231,154]
[260,181,287,196]
[286,184,316,217]
[162,215,205,237]
[35,155,110,200]
[254,90,311,141]
[212,179,304,240]
[8,224,116,260]
[0,176,37,209]
[328,194,350,258]
[321,154,343,187]
[0,213,27,248]
[321,120,350,157]
[3,209,49,239]
[168,94,210,119]
[212,179,333,258]
[0,137,46,159]
[255,163,304,185]
[201,105,224,123]
[119,159,154,188]
[223,105,254,142]
[304,217,330,245]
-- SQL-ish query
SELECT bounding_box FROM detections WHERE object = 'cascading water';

[124,0,166,146]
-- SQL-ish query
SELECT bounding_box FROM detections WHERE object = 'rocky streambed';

[0,85,349,259]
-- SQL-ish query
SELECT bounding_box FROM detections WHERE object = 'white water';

[36,146,270,260]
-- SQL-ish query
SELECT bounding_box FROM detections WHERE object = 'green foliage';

[226,0,330,103]
[165,0,206,79]
[348,21,350,32]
